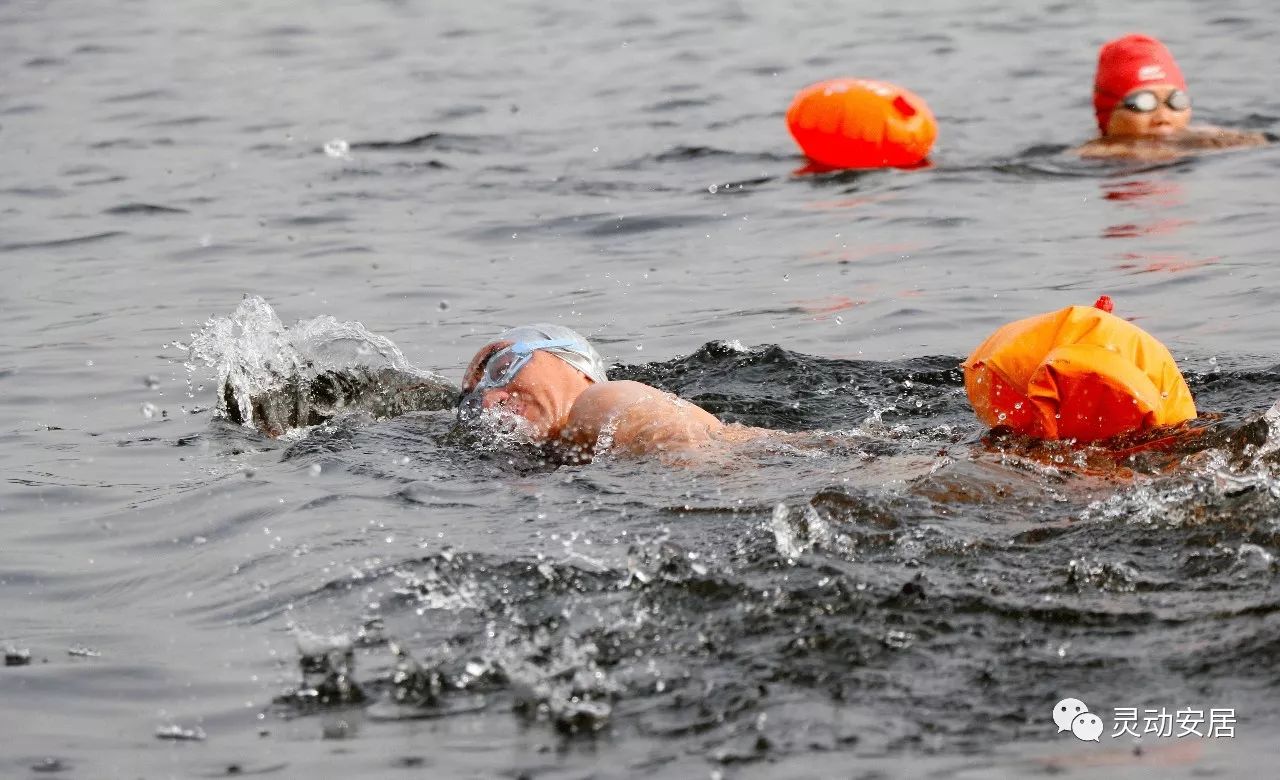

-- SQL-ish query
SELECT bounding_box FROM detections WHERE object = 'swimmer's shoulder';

[569,380,717,429]
[1182,125,1271,149]
[559,380,723,457]
[1077,126,1270,159]
[577,379,670,405]
[1076,137,1179,160]
[1076,138,1121,159]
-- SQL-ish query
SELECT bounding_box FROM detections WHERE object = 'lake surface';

[3,0,1279,777]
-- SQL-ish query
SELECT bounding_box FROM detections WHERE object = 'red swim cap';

[1093,34,1187,133]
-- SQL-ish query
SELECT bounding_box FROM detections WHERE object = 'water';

[4,0,1280,777]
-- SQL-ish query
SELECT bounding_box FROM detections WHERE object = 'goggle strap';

[508,337,580,354]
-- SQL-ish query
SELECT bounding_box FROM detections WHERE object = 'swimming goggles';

[1120,89,1190,113]
[459,337,579,408]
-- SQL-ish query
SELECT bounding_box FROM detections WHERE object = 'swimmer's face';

[1105,84,1192,138]
[460,341,592,439]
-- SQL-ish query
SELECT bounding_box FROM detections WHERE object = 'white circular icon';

[1071,712,1104,742]
[1052,698,1089,732]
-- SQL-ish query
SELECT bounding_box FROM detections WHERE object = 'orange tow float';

[963,298,1197,442]
[786,78,937,169]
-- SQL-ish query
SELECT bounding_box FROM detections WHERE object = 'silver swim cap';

[493,323,609,383]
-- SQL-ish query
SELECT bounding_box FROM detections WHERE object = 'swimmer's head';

[1094,34,1191,137]
[458,324,607,439]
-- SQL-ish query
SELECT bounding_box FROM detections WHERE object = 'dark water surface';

[4,1,1280,777]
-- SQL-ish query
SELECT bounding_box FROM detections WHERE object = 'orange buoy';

[786,78,937,169]
[963,302,1196,442]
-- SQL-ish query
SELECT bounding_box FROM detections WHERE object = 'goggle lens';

[1121,89,1190,113]
[1167,90,1191,111]
[485,350,520,385]
[459,337,582,407]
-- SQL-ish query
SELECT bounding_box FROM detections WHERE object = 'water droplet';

[85,359,95,367]
[635,344,643,351]
[707,184,718,194]
[140,402,157,419]
[144,374,160,390]
[438,300,450,311]
[834,315,843,325]
[323,138,350,159]
[155,724,206,742]
[782,274,790,282]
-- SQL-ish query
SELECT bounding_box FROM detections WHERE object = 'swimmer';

[459,324,768,463]
[218,319,925,471]
[215,320,770,462]
[1077,34,1269,159]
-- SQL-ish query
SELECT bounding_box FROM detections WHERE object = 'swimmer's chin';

[465,406,542,441]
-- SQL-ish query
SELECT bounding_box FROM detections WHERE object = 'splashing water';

[285,628,365,708]
[323,138,351,159]
[182,296,453,433]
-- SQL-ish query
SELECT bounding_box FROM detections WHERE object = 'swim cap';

[1094,34,1187,133]
[493,323,609,383]
[964,304,1196,442]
